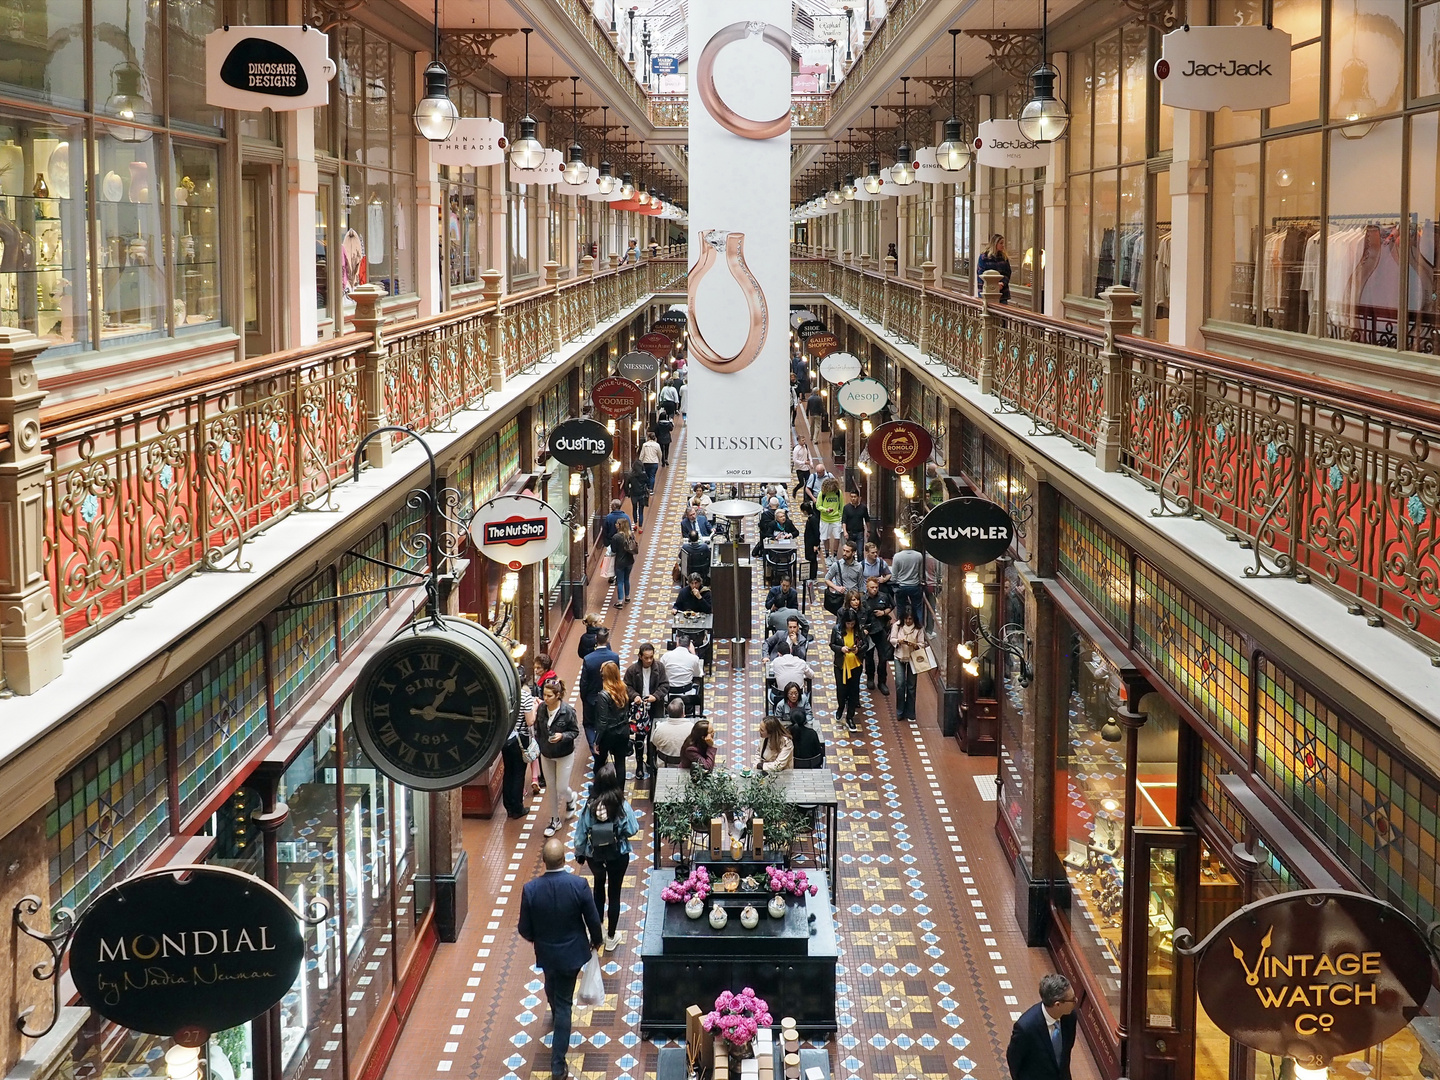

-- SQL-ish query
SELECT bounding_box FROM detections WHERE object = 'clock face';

[353,632,513,790]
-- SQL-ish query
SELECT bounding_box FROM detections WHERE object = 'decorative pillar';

[414,120,443,318]
[0,329,63,693]
[973,94,994,261]
[481,269,505,390]
[917,260,937,356]
[349,284,391,469]
[1042,55,1067,319]
[280,110,319,346]
[1094,285,1139,472]
[1168,2,1209,351]
[976,269,1004,396]
[544,260,563,356]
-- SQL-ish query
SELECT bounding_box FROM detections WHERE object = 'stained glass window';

[1256,659,1439,925]
[1133,559,1249,753]
[476,436,499,503]
[1198,744,1246,847]
[272,572,338,719]
[340,526,387,649]
[48,706,169,914]
[1058,499,1131,633]
[392,498,427,574]
[454,452,475,522]
[499,417,521,482]
[961,417,982,482]
[175,627,268,817]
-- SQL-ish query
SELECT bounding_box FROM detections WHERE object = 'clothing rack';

[1272,213,1418,226]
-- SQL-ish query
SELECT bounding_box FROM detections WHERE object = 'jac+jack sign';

[1156,26,1291,112]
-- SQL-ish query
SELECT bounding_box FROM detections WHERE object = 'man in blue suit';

[1007,974,1079,1080]
[519,838,603,1080]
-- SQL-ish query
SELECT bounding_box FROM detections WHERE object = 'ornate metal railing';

[38,259,673,646]
[790,251,1440,654]
[553,0,648,112]
[829,0,917,119]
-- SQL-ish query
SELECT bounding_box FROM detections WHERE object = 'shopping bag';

[576,952,605,1007]
[600,551,615,582]
[910,646,937,674]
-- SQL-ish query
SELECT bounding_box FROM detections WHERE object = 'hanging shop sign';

[836,377,889,417]
[819,352,863,384]
[469,494,565,570]
[973,120,1052,170]
[790,309,817,329]
[617,350,662,382]
[353,617,521,790]
[917,497,1015,565]
[636,332,674,359]
[430,117,508,167]
[867,421,934,473]
[913,146,950,185]
[591,375,646,418]
[547,417,614,468]
[557,165,600,197]
[69,865,307,1039]
[508,147,564,186]
[1184,889,1433,1067]
[1156,25,1291,112]
[205,26,335,111]
[652,55,680,76]
[806,332,839,359]
[650,321,684,342]
[796,319,827,339]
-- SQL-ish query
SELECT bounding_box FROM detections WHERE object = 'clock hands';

[409,675,460,721]
[430,675,457,712]
[410,708,483,723]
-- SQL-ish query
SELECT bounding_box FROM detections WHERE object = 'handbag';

[577,952,605,1007]
[823,587,844,615]
[911,645,938,674]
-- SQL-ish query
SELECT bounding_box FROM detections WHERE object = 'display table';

[640,869,838,1035]
[654,1045,831,1079]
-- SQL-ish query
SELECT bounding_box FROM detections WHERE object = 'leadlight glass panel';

[393,498,426,574]
[455,451,475,522]
[961,418,982,482]
[1057,499,1131,633]
[272,571,338,718]
[175,626,268,817]
[476,436,499,502]
[339,526,387,649]
[1133,559,1249,754]
[1255,658,1438,924]
[499,417,521,481]
[48,706,169,914]
[1198,744,1246,846]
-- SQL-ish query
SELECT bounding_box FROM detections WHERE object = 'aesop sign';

[836,377,889,417]
[470,495,564,569]
[205,26,335,111]
[547,417,613,468]
[917,497,1015,565]
[70,866,306,1038]
[1157,26,1291,112]
[1184,890,1432,1066]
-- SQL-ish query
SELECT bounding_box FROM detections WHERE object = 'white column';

[415,136,442,317]
[1043,53,1067,317]
[282,110,318,345]
[974,93,993,273]
[487,93,507,293]
[1168,47,1208,347]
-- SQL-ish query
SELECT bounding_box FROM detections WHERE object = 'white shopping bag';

[576,952,605,1007]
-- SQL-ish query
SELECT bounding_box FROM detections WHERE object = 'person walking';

[816,477,844,561]
[861,576,894,696]
[1006,975,1078,1080]
[535,677,581,835]
[610,518,638,608]
[890,611,925,722]
[658,380,681,417]
[792,440,811,496]
[625,460,650,531]
[574,762,640,952]
[578,628,620,752]
[655,410,674,467]
[639,435,662,491]
[805,388,825,449]
[592,661,634,788]
[801,495,821,582]
[830,606,871,732]
[889,547,926,624]
[501,682,538,818]
[518,838,603,1080]
[624,642,669,781]
[841,489,872,552]
[978,233,1013,303]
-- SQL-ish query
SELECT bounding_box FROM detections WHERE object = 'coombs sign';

[546,417,613,468]
[1182,890,1433,1066]
[591,375,646,418]
[916,497,1015,566]
[69,866,307,1039]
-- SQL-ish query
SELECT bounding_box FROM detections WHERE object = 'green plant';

[739,773,807,852]
[654,797,695,849]
[689,765,740,824]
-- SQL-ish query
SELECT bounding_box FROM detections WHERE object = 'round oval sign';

[867,420,934,473]
[806,332,839,359]
[469,494,565,569]
[820,352,863,384]
[836,377,889,417]
[616,351,662,383]
[547,417,613,468]
[797,320,827,339]
[591,375,646,418]
[790,309,817,329]
[69,865,306,1038]
[636,332,673,359]
[916,497,1015,565]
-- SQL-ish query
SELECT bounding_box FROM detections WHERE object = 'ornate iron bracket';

[1242,441,1296,580]
[305,0,365,32]
[1120,0,1187,33]
[441,29,518,81]
[972,615,1033,687]
[1150,402,1195,518]
[13,896,75,1038]
[963,30,1042,80]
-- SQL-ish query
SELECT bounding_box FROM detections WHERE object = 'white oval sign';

[431,117,507,167]
[1157,25,1291,112]
[820,352,863,384]
[469,495,565,569]
[973,119,1052,170]
[508,147,564,186]
[836,377,889,417]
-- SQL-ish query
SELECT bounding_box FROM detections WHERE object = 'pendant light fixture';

[509,28,546,168]
[863,106,884,193]
[936,29,973,172]
[618,126,635,199]
[1335,0,1376,139]
[891,77,916,186]
[414,0,459,140]
[562,77,588,182]
[1017,0,1070,143]
[843,129,858,199]
[596,106,615,192]
[106,0,152,142]
[636,142,651,205]
[828,143,844,204]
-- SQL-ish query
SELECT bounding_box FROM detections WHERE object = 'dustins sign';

[547,417,613,468]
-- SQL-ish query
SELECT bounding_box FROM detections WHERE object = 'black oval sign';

[547,417,613,469]
[70,866,306,1038]
[220,38,310,97]
[916,497,1015,566]
[797,320,827,339]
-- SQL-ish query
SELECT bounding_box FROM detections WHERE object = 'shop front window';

[510,184,531,280]
[998,564,1031,860]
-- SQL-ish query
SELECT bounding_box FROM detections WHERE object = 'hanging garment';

[341,228,367,295]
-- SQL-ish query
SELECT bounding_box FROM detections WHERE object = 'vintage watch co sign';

[917,497,1015,566]
[1156,26,1291,112]
[69,866,307,1039]
[819,352,863,385]
[546,417,613,469]
[205,26,335,111]
[470,494,565,570]
[616,350,662,383]
[867,420,934,473]
[1185,889,1433,1066]
[836,377,889,417]
[591,375,646,418]
[353,617,521,790]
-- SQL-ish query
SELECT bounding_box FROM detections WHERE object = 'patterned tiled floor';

[382,416,1102,1080]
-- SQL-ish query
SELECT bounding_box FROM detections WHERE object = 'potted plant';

[701,988,773,1069]
[654,797,697,878]
[740,773,807,859]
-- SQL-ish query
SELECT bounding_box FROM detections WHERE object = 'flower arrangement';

[766,865,818,898]
[701,987,773,1051]
[661,865,711,904]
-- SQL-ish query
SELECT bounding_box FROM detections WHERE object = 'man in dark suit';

[578,627,619,753]
[519,838,603,1080]
[1007,974,1079,1080]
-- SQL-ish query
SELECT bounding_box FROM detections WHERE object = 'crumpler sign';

[547,417,613,468]
[806,332,839,359]
[591,375,646,417]
[69,866,306,1038]
[205,26,334,111]
[353,617,520,789]
[469,495,564,569]
[1157,26,1291,112]
[636,332,673,359]
[616,351,662,382]
[917,497,1015,565]
[973,119,1052,170]
[868,420,934,473]
[836,377,889,417]
[1184,890,1433,1066]
[819,352,863,384]
[431,117,508,167]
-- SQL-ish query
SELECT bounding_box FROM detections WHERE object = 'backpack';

[589,815,620,863]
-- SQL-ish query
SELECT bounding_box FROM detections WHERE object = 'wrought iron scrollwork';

[1243,439,1297,579]
[13,896,75,1038]
[972,615,1033,687]
[1151,401,1194,518]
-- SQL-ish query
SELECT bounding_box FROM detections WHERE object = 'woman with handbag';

[829,606,872,732]
[592,661,634,788]
[610,518,639,608]
[529,652,557,796]
[501,683,538,819]
[890,611,926,722]
[535,677,581,837]
[574,762,639,952]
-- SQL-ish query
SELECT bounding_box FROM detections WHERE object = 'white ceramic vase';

[740,905,759,929]
[768,894,787,919]
[685,896,704,920]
